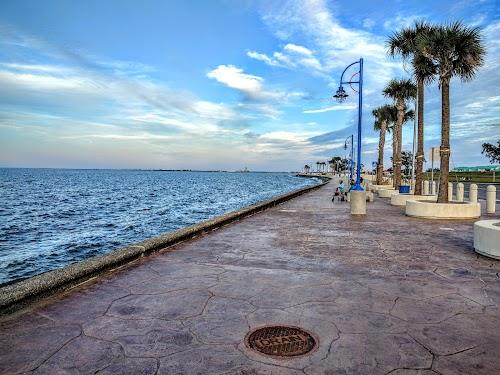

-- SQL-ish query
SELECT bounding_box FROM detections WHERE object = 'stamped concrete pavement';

[1,181,499,374]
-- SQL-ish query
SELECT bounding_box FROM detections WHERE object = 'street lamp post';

[344,135,354,182]
[333,58,364,191]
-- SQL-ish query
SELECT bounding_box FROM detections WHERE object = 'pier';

[1,180,499,374]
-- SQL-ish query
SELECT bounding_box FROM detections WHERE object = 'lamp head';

[333,86,348,103]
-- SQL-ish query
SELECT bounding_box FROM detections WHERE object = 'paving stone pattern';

[1,181,499,374]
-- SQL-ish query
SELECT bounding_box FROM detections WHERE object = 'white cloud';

[62,133,175,141]
[207,65,264,97]
[0,62,70,73]
[0,70,93,91]
[260,130,321,143]
[247,51,281,67]
[303,103,357,113]
[207,64,305,102]
[247,42,324,74]
[383,14,425,32]
[259,0,404,90]
[283,43,313,56]
[130,113,222,133]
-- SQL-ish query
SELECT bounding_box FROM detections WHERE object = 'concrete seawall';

[0,177,329,315]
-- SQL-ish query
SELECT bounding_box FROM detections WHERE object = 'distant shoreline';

[0,167,295,173]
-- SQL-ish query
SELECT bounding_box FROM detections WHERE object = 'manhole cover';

[246,325,317,358]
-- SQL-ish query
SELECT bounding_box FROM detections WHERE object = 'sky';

[0,0,498,171]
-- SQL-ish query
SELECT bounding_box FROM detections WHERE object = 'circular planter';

[371,184,393,191]
[391,194,437,207]
[405,200,481,219]
[474,220,500,260]
[378,189,397,198]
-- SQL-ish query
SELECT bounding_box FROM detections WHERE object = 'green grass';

[422,171,498,183]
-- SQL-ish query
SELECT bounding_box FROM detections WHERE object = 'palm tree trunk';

[392,124,397,188]
[394,102,404,190]
[437,79,451,203]
[415,79,424,195]
[376,120,386,185]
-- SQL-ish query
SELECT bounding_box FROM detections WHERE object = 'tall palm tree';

[417,22,485,202]
[383,79,417,190]
[372,105,393,185]
[388,21,436,195]
[384,105,415,185]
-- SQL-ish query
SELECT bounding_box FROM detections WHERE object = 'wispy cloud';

[303,103,356,113]
[247,42,324,74]
[383,14,426,32]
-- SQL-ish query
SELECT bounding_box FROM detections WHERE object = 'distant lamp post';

[333,58,364,191]
[344,135,354,181]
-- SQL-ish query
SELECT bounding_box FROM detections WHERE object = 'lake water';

[0,169,320,284]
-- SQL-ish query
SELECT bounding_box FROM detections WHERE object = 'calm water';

[0,169,319,284]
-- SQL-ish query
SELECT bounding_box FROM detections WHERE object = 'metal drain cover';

[246,325,317,358]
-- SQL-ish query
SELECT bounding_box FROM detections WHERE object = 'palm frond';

[383,79,417,102]
[416,22,485,82]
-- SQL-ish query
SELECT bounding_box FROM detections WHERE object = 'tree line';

[373,21,485,202]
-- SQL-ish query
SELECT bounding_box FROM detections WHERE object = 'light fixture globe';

[333,86,348,103]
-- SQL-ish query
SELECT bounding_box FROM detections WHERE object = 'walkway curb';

[0,176,329,315]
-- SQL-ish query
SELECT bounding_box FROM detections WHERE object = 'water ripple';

[0,169,319,284]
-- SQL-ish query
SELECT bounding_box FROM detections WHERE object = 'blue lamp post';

[344,135,354,182]
[333,58,364,191]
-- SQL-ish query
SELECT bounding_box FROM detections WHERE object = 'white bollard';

[448,182,453,202]
[431,181,437,195]
[423,180,430,195]
[456,183,464,202]
[469,184,478,203]
[487,185,496,214]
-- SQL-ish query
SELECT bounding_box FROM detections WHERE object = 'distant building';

[453,165,500,172]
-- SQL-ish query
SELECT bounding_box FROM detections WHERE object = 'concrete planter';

[474,220,500,260]
[371,184,393,192]
[378,189,397,198]
[405,200,481,219]
[390,194,437,207]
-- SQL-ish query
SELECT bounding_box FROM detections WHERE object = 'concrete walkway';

[1,182,499,374]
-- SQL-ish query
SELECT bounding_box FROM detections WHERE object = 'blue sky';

[0,0,498,171]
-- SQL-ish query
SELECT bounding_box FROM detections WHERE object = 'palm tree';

[383,79,417,190]
[417,22,485,202]
[330,156,342,175]
[372,105,393,185]
[388,21,436,195]
[381,105,415,186]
